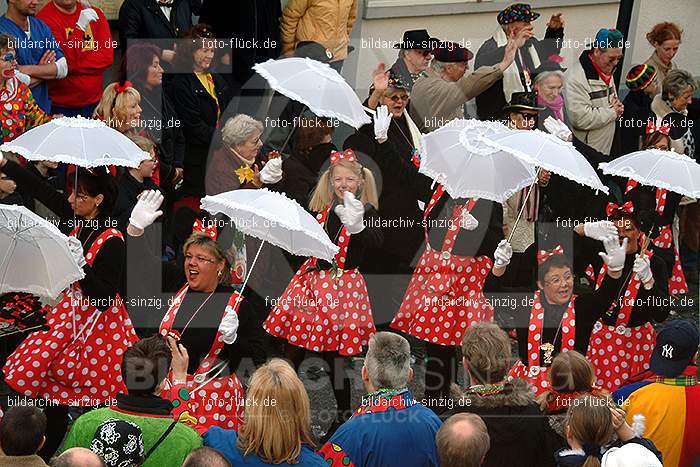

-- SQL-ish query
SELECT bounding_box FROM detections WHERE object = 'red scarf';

[588,52,613,86]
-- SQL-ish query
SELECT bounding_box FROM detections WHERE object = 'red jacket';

[38,2,113,108]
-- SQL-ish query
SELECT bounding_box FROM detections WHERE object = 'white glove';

[76,8,99,31]
[129,190,164,230]
[460,210,479,231]
[599,236,628,272]
[373,105,391,142]
[633,254,653,287]
[67,236,87,268]
[334,191,365,234]
[493,239,513,268]
[218,307,239,344]
[543,116,573,142]
[14,70,30,86]
[258,157,283,184]
[583,220,618,241]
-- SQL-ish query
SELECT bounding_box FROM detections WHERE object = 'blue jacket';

[203,427,326,467]
[319,389,442,467]
[0,15,65,113]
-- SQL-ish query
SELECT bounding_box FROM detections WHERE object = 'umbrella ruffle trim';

[480,138,609,194]
[0,145,147,168]
[418,165,536,203]
[52,116,107,128]
[252,61,371,129]
[599,164,700,198]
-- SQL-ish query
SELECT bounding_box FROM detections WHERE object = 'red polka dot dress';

[586,253,657,391]
[625,179,687,295]
[508,290,577,396]
[391,186,494,346]
[159,286,245,433]
[3,228,138,406]
[264,205,376,356]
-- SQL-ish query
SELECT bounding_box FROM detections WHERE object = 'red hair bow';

[330,149,357,164]
[537,245,564,264]
[193,218,218,240]
[645,120,670,135]
[548,54,564,64]
[114,80,133,94]
[606,201,634,216]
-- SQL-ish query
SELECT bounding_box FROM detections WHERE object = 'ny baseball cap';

[649,320,699,378]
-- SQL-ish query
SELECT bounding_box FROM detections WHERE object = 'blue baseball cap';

[649,320,699,377]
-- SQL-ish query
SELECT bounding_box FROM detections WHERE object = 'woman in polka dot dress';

[0,34,51,143]
[506,242,626,396]
[0,157,137,455]
[391,185,507,405]
[126,192,266,434]
[586,206,672,391]
[264,151,383,431]
[622,129,688,296]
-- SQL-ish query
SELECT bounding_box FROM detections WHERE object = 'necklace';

[465,383,505,396]
[540,308,565,365]
[178,290,215,337]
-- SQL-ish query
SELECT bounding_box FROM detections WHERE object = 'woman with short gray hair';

[206,113,283,195]
[651,69,697,157]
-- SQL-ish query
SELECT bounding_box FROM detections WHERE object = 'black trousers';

[423,341,459,413]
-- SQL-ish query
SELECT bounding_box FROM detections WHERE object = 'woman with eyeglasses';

[0,32,51,143]
[166,23,234,205]
[126,190,265,434]
[579,205,671,392]
[0,151,137,458]
[498,240,628,396]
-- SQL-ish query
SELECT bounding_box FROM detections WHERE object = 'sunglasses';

[1,53,15,62]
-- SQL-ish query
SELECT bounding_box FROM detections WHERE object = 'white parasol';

[0,205,84,300]
[253,57,372,129]
[420,119,536,202]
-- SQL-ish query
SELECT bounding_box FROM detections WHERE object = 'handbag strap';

[144,420,178,460]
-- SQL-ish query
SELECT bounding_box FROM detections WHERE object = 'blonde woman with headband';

[264,149,383,437]
[203,359,326,466]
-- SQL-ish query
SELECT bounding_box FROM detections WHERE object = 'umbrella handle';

[506,168,541,244]
[277,105,308,155]
[233,240,265,311]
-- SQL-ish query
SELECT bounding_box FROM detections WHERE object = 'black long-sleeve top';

[127,226,266,370]
[282,142,336,209]
[2,160,124,310]
[314,203,384,272]
[597,252,670,328]
[624,182,682,231]
[343,119,432,262]
[425,194,503,258]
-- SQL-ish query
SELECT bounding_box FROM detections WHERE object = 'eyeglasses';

[1,53,15,62]
[543,272,573,288]
[184,254,217,265]
[386,94,409,103]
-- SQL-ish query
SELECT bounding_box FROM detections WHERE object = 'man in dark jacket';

[475,3,564,121]
[118,0,201,58]
[389,29,438,92]
[443,322,557,467]
[620,64,658,154]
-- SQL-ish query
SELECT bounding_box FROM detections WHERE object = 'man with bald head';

[436,413,490,467]
[50,448,105,467]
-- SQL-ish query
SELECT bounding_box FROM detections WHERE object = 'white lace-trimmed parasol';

[0,116,150,168]
[253,57,372,129]
[599,148,700,198]
[481,128,610,194]
[420,119,537,202]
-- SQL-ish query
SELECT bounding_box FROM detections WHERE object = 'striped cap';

[626,64,657,91]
